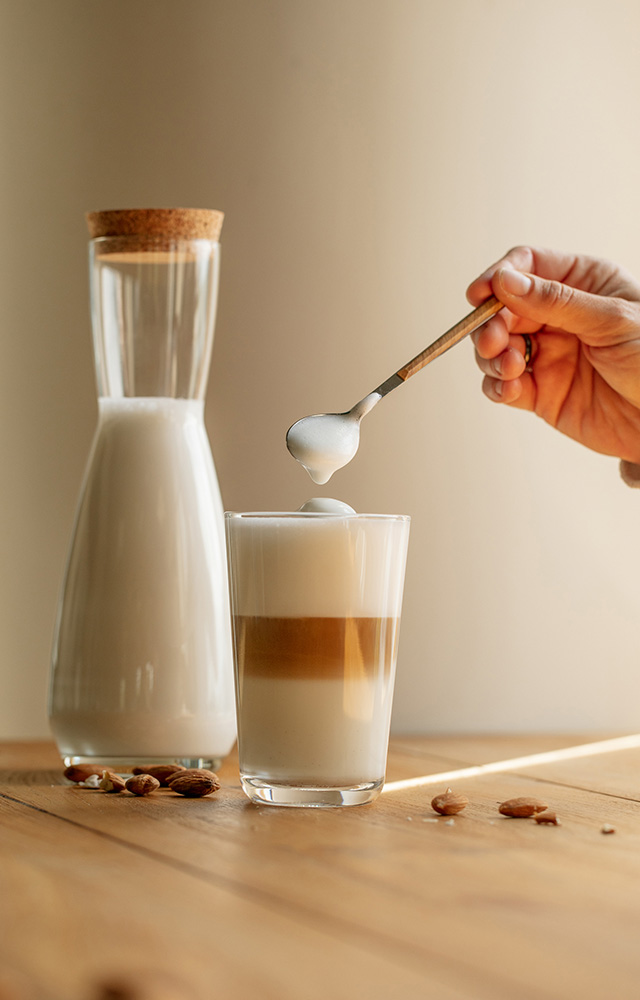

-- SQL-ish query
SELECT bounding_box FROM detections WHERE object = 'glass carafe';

[49,209,236,769]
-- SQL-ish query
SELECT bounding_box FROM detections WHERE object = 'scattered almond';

[64,764,106,783]
[534,810,560,826]
[125,774,161,797]
[131,764,186,786]
[431,789,469,816]
[169,771,221,798]
[601,824,616,835]
[99,770,127,793]
[498,797,548,818]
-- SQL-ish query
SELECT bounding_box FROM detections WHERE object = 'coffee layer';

[233,615,399,680]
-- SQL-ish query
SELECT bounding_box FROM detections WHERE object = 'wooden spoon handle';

[396,296,503,382]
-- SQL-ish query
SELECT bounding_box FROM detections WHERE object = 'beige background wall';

[2,0,640,739]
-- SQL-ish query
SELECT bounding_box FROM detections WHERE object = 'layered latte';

[226,509,410,791]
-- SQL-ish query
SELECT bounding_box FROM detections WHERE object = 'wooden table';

[2,734,640,1000]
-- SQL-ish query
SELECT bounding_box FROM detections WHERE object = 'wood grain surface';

[2,736,640,1000]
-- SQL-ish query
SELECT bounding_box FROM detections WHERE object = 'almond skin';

[431,790,469,816]
[99,770,127,793]
[64,764,106,783]
[125,774,161,797]
[166,767,218,786]
[534,810,560,826]
[169,772,221,798]
[499,797,548,818]
[131,764,186,786]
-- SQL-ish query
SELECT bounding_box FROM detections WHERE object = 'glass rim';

[90,235,220,246]
[224,510,410,522]
[89,237,221,263]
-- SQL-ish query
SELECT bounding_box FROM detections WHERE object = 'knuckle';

[607,296,640,333]
[541,279,574,312]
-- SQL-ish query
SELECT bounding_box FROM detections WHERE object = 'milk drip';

[49,210,236,768]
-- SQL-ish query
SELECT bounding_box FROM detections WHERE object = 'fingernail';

[493,379,503,397]
[498,268,532,296]
[492,356,503,375]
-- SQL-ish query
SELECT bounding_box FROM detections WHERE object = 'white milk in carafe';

[50,396,236,764]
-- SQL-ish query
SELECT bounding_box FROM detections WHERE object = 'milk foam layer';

[50,397,236,760]
[227,512,409,619]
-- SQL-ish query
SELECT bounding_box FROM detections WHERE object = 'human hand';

[466,246,640,464]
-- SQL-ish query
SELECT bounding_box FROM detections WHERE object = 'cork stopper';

[86,208,224,249]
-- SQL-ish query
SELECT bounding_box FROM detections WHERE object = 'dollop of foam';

[297,498,357,515]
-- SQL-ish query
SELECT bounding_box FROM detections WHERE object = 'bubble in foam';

[297,498,357,515]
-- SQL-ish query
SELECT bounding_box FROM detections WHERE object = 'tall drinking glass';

[225,510,410,807]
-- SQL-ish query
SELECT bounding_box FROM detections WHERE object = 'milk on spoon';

[285,392,380,484]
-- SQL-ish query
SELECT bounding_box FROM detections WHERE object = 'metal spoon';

[286,296,503,483]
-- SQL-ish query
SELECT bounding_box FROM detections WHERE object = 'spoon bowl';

[286,393,381,484]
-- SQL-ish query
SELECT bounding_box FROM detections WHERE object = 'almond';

[431,790,469,816]
[534,810,560,825]
[125,774,161,797]
[131,764,186,786]
[169,772,221,798]
[64,764,106,783]
[499,797,548,818]
[99,770,127,793]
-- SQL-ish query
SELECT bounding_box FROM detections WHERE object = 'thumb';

[493,267,636,344]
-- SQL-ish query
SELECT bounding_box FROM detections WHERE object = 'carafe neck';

[89,237,220,401]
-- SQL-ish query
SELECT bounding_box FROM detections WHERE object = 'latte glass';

[225,510,410,807]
